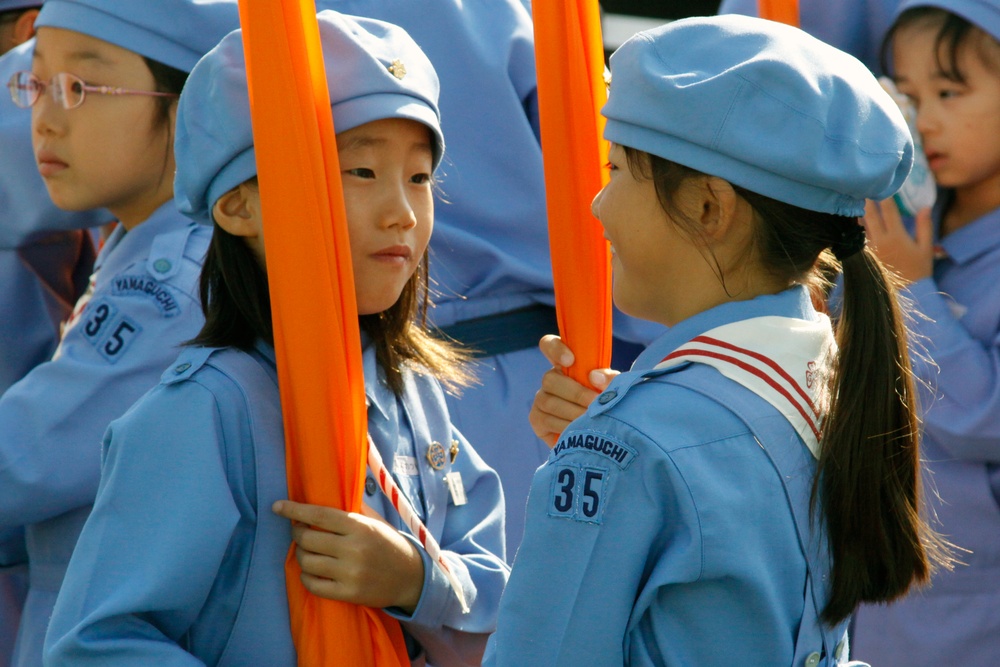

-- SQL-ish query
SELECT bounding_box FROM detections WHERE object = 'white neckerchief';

[654,315,836,459]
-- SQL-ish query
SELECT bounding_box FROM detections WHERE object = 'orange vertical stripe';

[759,0,801,26]
[236,1,408,664]
[533,0,612,387]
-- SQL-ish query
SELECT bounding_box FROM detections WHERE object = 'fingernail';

[272,501,284,513]
[589,370,607,388]
[560,352,574,367]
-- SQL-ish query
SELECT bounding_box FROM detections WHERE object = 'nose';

[914,100,938,138]
[31,86,64,138]
[381,182,417,230]
[591,186,605,220]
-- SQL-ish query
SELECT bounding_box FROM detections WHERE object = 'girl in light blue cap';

[487,14,952,667]
[44,10,507,667]
[0,1,239,665]
[851,1,1000,665]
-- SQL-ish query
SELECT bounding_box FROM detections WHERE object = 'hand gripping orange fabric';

[759,0,801,26]
[533,0,612,386]
[236,2,408,665]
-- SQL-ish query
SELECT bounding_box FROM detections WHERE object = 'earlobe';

[12,9,39,46]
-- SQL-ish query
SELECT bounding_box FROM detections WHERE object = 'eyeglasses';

[7,71,179,110]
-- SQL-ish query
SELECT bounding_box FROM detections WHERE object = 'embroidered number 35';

[549,464,608,524]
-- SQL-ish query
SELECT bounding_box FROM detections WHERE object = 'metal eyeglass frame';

[7,70,179,110]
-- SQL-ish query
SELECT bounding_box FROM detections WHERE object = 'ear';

[693,176,742,240]
[212,183,262,239]
[11,9,39,46]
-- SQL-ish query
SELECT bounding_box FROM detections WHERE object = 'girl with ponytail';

[487,15,949,667]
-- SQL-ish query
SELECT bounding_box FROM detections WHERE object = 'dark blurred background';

[599,0,723,50]
[601,0,721,19]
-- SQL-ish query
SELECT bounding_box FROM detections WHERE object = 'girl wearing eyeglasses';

[0,2,239,664]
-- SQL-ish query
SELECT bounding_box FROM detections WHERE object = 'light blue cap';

[603,15,914,217]
[34,0,240,73]
[174,9,443,226]
[896,0,1000,41]
[0,1,42,12]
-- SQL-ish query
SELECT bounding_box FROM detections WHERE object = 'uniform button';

[364,476,378,496]
[597,390,617,404]
[153,258,172,274]
[804,652,821,667]
[174,362,191,374]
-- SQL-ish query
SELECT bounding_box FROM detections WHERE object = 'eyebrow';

[338,134,433,155]
[32,47,117,67]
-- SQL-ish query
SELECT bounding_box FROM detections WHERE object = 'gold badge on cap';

[388,59,407,80]
[426,441,447,470]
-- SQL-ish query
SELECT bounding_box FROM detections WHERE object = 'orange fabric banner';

[759,0,801,26]
[533,0,612,385]
[236,1,408,665]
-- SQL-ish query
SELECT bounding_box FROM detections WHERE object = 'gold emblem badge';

[388,59,406,80]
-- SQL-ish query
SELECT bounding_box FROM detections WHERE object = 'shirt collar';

[94,202,194,277]
[632,286,819,373]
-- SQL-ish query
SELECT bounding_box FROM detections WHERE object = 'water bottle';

[879,76,936,216]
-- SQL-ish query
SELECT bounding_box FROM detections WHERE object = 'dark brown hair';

[624,147,951,625]
[881,7,1000,82]
[142,57,186,191]
[190,180,471,395]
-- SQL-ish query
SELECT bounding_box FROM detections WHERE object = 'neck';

[942,174,1000,236]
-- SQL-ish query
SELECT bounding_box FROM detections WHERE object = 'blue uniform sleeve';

[388,426,510,667]
[906,277,1000,463]
[485,419,701,667]
[0,272,203,529]
[0,527,26,569]
[44,381,240,666]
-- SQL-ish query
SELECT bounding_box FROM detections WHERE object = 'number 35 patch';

[548,464,609,524]
[81,298,143,364]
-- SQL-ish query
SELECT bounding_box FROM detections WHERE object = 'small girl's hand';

[272,500,424,614]
[529,335,619,447]
[862,199,934,283]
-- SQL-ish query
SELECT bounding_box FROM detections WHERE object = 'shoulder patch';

[552,429,637,469]
[111,274,182,317]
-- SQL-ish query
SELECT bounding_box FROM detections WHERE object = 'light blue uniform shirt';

[718,0,900,74]
[852,195,1000,666]
[45,340,509,666]
[486,288,853,667]
[0,202,208,667]
[0,39,107,667]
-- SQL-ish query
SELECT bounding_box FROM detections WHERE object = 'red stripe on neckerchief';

[654,316,835,459]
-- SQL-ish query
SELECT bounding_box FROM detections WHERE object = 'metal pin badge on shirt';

[426,441,447,470]
[449,439,460,464]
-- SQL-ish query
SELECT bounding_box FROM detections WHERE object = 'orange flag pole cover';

[236,1,408,665]
[759,0,801,26]
[533,0,613,387]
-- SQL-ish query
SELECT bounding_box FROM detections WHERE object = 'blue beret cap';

[0,1,42,11]
[34,0,240,73]
[896,0,1000,41]
[603,15,914,217]
[174,9,443,225]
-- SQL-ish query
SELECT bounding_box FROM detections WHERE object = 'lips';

[372,244,413,262]
[35,149,68,177]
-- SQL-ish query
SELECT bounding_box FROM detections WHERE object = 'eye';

[410,173,432,185]
[346,167,375,179]
[604,161,618,172]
